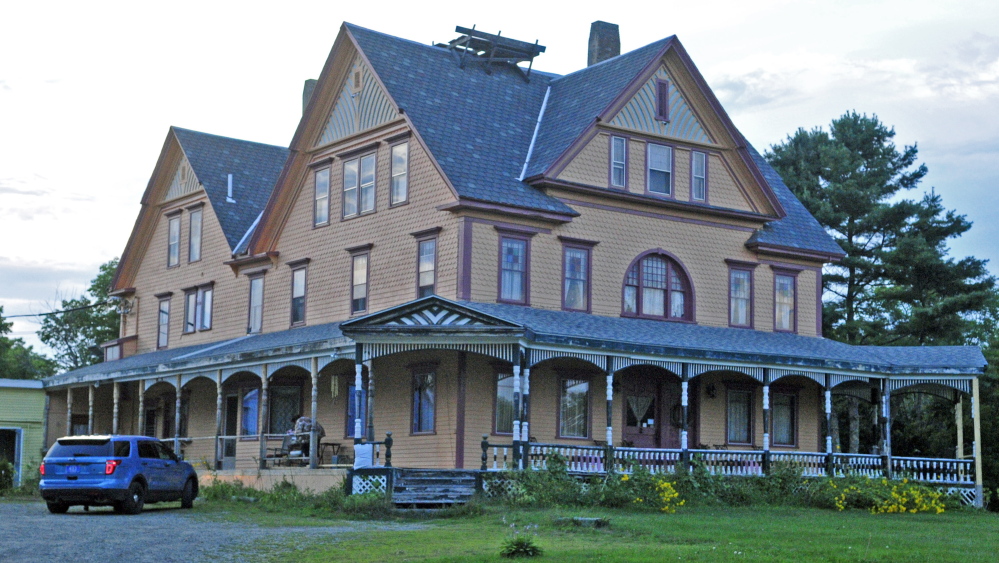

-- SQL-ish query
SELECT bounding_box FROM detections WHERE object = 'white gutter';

[519,86,550,181]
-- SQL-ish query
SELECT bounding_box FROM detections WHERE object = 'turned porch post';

[605,357,614,447]
[310,356,319,469]
[972,377,983,507]
[521,363,531,465]
[680,363,690,462]
[65,387,73,436]
[112,381,120,435]
[365,360,375,442]
[512,361,522,469]
[87,384,95,435]
[824,375,833,475]
[137,381,145,436]
[761,369,771,474]
[215,369,223,469]
[354,344,364,444]
[955,397,964,459]
[174,374,182,455]
[258,365,269,469]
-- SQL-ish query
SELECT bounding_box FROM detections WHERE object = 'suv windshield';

[48,438,112,458]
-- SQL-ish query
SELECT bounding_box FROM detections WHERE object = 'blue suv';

[39,435,198,514]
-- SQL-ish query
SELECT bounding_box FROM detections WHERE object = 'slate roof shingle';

[172,127,289,251]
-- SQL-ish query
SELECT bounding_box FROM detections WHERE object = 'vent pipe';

[588,21,620,66]
[226,174,235,203]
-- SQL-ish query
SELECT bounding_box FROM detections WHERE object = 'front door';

[222,394,239,468]
[622,369,682,449]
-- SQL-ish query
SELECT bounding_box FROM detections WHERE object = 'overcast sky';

[2,0,997,356]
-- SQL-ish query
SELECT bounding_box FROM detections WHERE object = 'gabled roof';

[171,127,289,250]
[345,24,574,216]
[523,37,672,179]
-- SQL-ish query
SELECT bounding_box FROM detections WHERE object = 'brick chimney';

[588,21,620,66]
[303,79,318,115]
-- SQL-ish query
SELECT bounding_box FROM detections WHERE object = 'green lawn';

[196,502,998,562]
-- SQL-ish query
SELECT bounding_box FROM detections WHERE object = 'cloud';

[0,186,47,196]
[0,257,94,302]
[918,33,999,100]
[713,69,805,110]
[0,79,9,91]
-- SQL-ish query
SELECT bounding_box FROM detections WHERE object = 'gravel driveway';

[0,501,422,562]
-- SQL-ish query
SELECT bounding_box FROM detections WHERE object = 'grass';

[191,499,999,562]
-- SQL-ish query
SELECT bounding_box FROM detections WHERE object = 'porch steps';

[391,469,477,506]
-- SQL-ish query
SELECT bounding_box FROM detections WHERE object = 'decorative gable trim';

[609,66,711,144]
[316,56,398,147]
[341,296,524,337]
[164,155,202,202]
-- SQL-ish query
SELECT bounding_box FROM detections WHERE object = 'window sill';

[620,313,695,324]
[410,431,437,437]
[555,435,593,442]
[389,200,410,209]
[341,210,376,222]
[313,222,330,229]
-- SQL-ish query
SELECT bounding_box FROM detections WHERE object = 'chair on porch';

[265,435,293,466]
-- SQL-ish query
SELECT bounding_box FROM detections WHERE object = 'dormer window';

[655,79,670,122]
[167,214,181,268]
[610,136,627,188]
[691,151,707,201]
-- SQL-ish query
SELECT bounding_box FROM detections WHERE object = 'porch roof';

[43,322,349,388]
[453,301,985,375]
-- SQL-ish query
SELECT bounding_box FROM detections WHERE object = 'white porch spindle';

[87,384,95,435]
[825,389,833,454]
[365,361,375,442]
[606,372,614,446]
[310,357,319,469]
[258,365,269,469]
[680,380,689,449]
[512,365,522,443]
[174,374,182,455]
[353,363,363,441]
[137,382,145,436]
[215,370,223,468]
[955,397,964,459]
[66,387,73,436]
[521,367,530,445]
[112,381,120,435]
[762,385,770,451]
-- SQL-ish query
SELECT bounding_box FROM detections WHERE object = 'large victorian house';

[43,22,985,504]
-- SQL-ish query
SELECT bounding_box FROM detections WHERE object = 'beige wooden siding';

[129,192,247,355]
[262,133,459,331]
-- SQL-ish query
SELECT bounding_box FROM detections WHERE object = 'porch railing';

[769,451,827,477]
[830,453,883,478]
[613,447,681,474]
[689,449,764,476]
[890,456,973,485]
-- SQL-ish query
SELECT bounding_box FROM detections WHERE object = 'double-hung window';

[351,252,369,313]
[559,378,589,439]
[417,238,436,298]
[188,207,202,262]
[772,392,797,447]
[184,285,213,332]
[691,151,707,201]
[167,214,181,267]
[344,153,376,218]
[499,236,528,304]
[291,267,306,325]
[390,142,409,205]
[157,296,170,349]
[494,371,514,435]
[610,136,627,188]
[562,244,591,312]
[314,168,330,226]
[647,144,672,196]
[412,367,436,434]
[774,272,797,332]
[729,268,752,327]
[248,275,264,334]
[726,387,753,445]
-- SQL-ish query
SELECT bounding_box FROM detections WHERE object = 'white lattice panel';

[352,474,387,495]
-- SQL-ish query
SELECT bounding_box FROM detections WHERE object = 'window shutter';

[656,80,670,122]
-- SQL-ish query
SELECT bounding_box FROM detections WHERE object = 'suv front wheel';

[181,479,196,509]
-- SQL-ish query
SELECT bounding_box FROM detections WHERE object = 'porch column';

[365,360,375,442]
[112,381,120,435]
[310,356,319,469]
[87,384,95,435]
[824,375,833,475]
[761,369,770,474]
[215,370,223,469]
[137,381,145,436]
[174,374,182,455]
[605,367,614,448]
[258,365,269,469]
[354,344,364,444]
[512,363,522,469]
[955,397,964,459]
[65,387,73,436]
[878,381,892,478]
[680,364,690,460]
[521,365,531,464]
[972,377,983,507]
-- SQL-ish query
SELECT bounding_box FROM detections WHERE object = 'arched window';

[622,252,692,321]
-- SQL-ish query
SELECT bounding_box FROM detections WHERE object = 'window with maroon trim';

[610,136,627,188]
[562,246,590,312]
[655,79,670,122]
[248,275,264,334]
[167,215,181,267]
[499,236,528,304]
[494,371,514,435]
[390,142,409,205]
[691,151,707,201]
[351,253,369,313]
[417,238,436,298]
[647,144,672,196]
[774,273,796,332]
[771,391,797,447]
[291,267,306,325]
[559,377,589,439]
[314,168,330,226]
[343,153,375,218]
[729,268,752,328]
[726,387,753,445]
[412,367,436,434]
[622,253,691,320]
[188,208,203,262]
[157,297,170,349]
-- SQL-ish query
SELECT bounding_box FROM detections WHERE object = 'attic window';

[352,68,363,94]
[655,80,670,123]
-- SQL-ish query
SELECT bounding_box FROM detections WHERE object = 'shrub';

[500,522,543,558]
[506,453,584,507]
[813,476,958,514]
[0,458,14,493]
